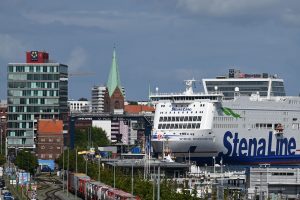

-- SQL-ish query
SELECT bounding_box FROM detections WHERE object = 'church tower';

[104,48,125,113]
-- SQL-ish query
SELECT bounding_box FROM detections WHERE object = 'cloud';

[282,12,300,26]
[177,0,278,16]
[22,9,177,33]
[0,34,25,61]
[66,47,88,72]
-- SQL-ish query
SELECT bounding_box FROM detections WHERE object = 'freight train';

[68,172,140,200]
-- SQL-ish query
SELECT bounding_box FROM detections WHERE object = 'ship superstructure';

[150,78,300,165]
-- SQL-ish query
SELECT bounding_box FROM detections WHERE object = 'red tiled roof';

[124,105,155,114]
[37,119,63,134]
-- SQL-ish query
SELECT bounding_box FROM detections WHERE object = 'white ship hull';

[150,80,300,165]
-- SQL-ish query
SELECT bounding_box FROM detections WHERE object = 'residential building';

[68,100,91,113]
[202,69,285,99]
[91,86,106,113]
[7,51,68,152]
[36,119,64,160]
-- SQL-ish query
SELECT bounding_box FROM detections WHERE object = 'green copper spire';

[107,48,123,97]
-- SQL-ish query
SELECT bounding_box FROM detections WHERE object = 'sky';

[1,0,300,101]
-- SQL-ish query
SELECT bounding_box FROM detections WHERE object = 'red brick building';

[36,119,64,160]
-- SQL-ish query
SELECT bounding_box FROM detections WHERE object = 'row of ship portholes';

[158,123,201,129]
[159,116,202,122]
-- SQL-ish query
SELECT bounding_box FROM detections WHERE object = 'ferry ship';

[150,71,300,165]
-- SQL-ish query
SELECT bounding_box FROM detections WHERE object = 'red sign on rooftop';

[26,51,49,63]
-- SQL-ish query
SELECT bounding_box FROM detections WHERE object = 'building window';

[49,154,52,159]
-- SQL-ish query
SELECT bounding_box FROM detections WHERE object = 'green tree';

[75,127,110,149]
[15,150,38,174]
[0,154,5,166]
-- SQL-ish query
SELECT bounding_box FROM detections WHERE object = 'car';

[0,179,5,188]
[3,191,14,200]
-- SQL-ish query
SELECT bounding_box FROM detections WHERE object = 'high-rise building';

[202,69,285,99]
[91,86,106,113]
[7,51,68,152]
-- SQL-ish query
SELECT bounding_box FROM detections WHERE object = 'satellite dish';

[214,86,218,91]
[235,87,239,92]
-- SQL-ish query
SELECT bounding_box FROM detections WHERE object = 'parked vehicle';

[3,191,14,200]
[0,178,5,188]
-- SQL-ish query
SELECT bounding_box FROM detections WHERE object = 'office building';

[247,166,300,199]
[202,69,285,99]
[68,100,91,113]
[7,51,68,152]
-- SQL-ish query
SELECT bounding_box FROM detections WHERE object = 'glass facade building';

[202,69,285,99]
[7,61,68,150]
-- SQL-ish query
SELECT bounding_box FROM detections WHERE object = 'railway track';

[35,176,64,200]
[45,187,63,200]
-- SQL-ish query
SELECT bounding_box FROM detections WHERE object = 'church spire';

[107,47,123,97]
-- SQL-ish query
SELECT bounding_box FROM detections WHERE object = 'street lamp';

[0,125,3,155]
[131,161,134,195]
[113,161,116,188]
[157,163,160,200]
[0,116,6,155]
[131,160,138,196]
[98,156,101,182]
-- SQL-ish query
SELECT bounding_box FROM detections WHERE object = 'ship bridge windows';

[157,123,201,130]
[158,115,202,122]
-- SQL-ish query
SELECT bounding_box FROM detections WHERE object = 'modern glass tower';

[7,51,68,152]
